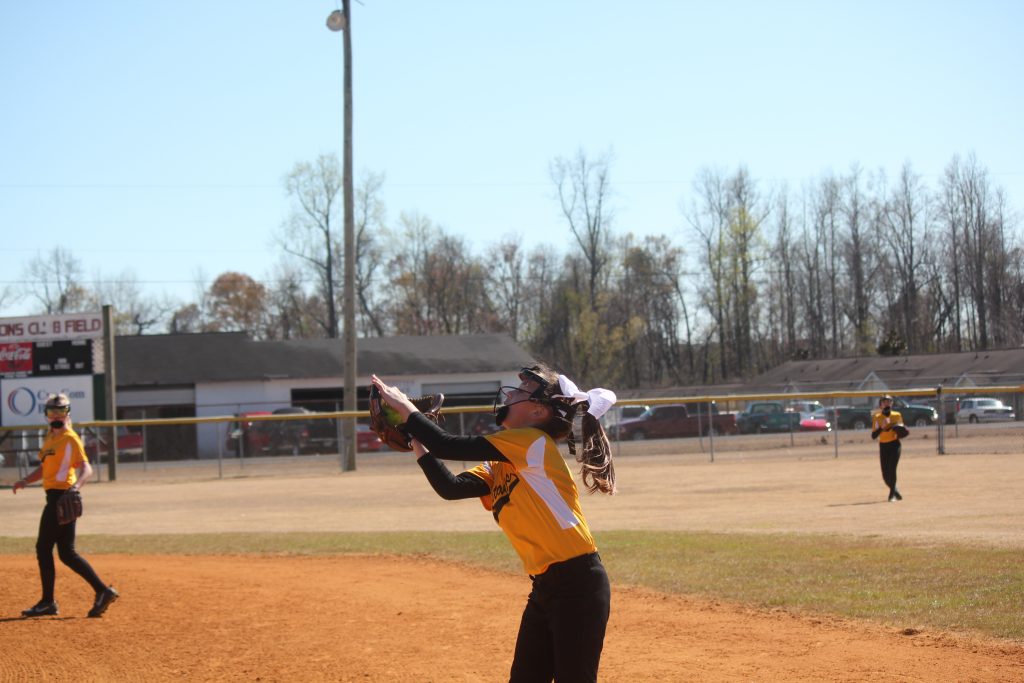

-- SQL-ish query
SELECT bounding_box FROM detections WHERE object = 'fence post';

[832,398,840,459]
[695,402,705,454]
[215,421,222,479]
[708,401,716,463]
[936,384,945,455]
[335,400,343,470]
[93,427,103,483]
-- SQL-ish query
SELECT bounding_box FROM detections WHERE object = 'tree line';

[10,151,1023,390]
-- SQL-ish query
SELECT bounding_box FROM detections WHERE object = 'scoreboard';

[0,340,93,378]
[0,313,104,426]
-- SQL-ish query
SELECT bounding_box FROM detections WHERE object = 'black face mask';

[50,420,65,429]
[882,407,892,416]
[494,405,510,426]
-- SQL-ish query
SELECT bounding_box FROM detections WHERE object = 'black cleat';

[888,490,898,502]
[22,600,59,617]
[893,489,902,501]
[87,586,119,618]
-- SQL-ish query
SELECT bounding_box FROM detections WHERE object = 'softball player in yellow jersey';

[871,394,906,502]
[12,393,119,618]
[371,364,617,683]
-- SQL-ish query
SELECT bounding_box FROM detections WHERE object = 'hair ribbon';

[554,375,617,419]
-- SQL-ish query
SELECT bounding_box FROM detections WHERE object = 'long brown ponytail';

[521,363,617,495]
[567,408,616,495]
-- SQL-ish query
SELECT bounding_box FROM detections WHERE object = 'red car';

[355,424,384,452]
[84,426,144,458]
[226,411,310,456]
[799,411,833,432]
[296,421,383,453]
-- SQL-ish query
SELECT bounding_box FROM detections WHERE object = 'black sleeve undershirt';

[416,455,490,500]
[404,412,506,501]
[403,412,507,463]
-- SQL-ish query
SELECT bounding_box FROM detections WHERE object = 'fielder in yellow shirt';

[372,364,617,683]
[871,394,908,502]
[12,393,120,618]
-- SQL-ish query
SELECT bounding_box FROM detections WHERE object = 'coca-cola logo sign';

[0,342,32,375]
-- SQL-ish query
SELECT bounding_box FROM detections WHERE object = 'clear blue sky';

[2,1,1022,318]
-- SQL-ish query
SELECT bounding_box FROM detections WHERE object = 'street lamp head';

[326,9,346,32]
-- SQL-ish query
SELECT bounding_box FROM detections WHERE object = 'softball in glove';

[368,385,445,452]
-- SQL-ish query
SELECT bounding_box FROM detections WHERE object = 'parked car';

[614,404,737,440]
[956,397,1016,424]
[355,424,385,452]
[826,405,873,430]
[602,404,650,429]
[736,402,802,434]
[226,411,310,456]
[271,407,385,453]
[890,398,939,427]
[799,410,832,432]
[919,396,960,425]
[84,426,144,459]
[789,400,825,420]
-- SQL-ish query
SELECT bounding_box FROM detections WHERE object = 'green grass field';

[3,530,1020,641]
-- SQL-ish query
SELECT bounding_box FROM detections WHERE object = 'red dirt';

[2,425,1022,681]
[3,555,1022,682]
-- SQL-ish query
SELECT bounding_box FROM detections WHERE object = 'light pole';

[327,3,357,472]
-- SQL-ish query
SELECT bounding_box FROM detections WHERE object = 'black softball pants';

[879,440,902,491]
[509,552,611,683]
[36,489,106,601]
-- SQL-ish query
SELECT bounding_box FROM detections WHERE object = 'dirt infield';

[2,555,1022,682]
[2,425,1023,681]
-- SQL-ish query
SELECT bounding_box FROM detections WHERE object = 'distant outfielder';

[371,363,617,683]
[871,394,909,502]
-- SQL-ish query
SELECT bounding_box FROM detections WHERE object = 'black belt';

[532,552,601,580]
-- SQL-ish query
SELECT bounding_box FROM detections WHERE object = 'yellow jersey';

[467,428,597,576]
[38,428,88,491]
[871,409,904,444]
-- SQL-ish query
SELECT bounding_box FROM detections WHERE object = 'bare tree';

[687,167,731,381]
[264,263,321,340]
[279,153,344,338]
[879,163,932,351]
[551,149,615,307]
[724,168,767,376]
[686,167,766,379]
[939,154,1007,350]
[485,236,528,340]
[840,166,877,355]
[520,244,566,361]
[765,186,799,364]
[614,234,690,386]
[385,213,492,335]
[87,269,176,335]
[354,171,388,337]
[22,246,90,314]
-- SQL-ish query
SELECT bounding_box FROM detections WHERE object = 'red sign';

[0,342,33,375]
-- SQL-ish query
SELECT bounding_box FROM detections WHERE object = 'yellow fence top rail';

[0,384,1020,433]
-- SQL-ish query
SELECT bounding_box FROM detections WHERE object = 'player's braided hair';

[521,363,617,495]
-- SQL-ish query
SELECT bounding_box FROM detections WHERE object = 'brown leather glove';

[368,385,445,452]
[56,489,83,525]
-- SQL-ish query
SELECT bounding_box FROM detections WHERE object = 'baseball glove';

[56,489,83,525]
[368,385,445,452]
[893,424,910,439]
